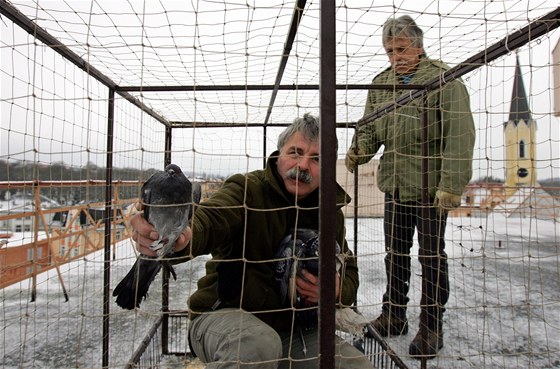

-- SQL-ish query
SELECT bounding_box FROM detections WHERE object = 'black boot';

[408,327,443,359]
[409,308,443,359]
[371,312,408,337]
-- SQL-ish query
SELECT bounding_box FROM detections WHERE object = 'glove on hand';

[345,147,365,173]
[434,190,462,211]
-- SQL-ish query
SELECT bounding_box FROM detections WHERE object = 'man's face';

[384,36,423,75]
[276,131,320,200]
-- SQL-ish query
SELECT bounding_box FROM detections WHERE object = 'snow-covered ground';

[354,214,559,369]
[1,215,559,369]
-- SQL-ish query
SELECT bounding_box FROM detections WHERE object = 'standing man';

[131,113,373,369]
[345,15,475,359]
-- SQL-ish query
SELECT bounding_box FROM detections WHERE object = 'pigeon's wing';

[274,234,297,304]
[140,169,164,221]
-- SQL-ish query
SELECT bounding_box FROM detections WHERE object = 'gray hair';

[382,15,424,49]
[277,113,337,151]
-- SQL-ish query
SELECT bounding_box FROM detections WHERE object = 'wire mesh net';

[1,1,559,368]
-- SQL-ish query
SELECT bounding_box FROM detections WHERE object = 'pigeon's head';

[165,164,182,176]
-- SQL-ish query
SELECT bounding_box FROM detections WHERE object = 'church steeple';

[508,55,532,124]
[503,54,537,195]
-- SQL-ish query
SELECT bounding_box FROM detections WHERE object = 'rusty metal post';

[102,88,115,369]
[319,1,336,368]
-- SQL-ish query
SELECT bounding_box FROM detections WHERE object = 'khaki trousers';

[189,308,373,369]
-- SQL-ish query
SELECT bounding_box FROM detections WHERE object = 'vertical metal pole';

[352,135,359,256]
[164,126,172,167]
[102,88,115,369]
[420,93,430,369]
[319,1,336,368]
[263,125,268,169]
[31,182,39,302]
[162,125,172,354]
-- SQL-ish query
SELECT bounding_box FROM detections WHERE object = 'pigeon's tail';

[113,257,163,310]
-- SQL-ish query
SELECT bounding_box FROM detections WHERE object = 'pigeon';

[273,228,344,354]
[273,228,343,331]
[113,163,197,310]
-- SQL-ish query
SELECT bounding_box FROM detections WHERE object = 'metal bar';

[357,7,560,128]
[31,183,39,302]
[117,83,424,92]
[0,0,171,128]
[364,324,410,369]
[263,0,307,125]
[125,316,164,369]
[420,94,430,369]
[350,128,360,256]
[162,126,173,354]
[0,180,141,188]
[168,121,358,128]
[102,88,116,369]
[319,1,336,368]
[262,125,268,169]
[353,164,359,256]
[164,126,173,166]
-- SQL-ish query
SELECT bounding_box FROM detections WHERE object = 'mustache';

[285,167,313,184]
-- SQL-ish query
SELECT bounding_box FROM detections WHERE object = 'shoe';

[408,328,443,359]
[371,313,408,337]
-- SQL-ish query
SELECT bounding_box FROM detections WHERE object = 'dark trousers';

[382,193,449,330]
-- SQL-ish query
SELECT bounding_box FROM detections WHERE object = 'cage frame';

[1,0,559,368]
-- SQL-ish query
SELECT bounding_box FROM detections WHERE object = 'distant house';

[459,183,506,217]
[0,192,60,233]
[460,182,559,221]
[336,158,384,217]
[494,187,559,221]
[0,238,50,288]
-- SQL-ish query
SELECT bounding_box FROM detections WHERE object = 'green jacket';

[177,152,357,332]
[351,57,476,201]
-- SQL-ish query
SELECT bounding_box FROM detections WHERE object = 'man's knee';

[191,310,282,368]
[236,324,282,362]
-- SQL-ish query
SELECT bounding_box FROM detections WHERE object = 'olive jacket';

[350,57,476,201]
[175,152,358,332]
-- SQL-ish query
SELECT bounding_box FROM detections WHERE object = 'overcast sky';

[1,1,559,181]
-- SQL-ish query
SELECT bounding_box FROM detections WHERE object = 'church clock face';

[517,168,529,178]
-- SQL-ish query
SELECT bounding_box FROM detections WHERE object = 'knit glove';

[345,147,365,173]
[434,190,462,211]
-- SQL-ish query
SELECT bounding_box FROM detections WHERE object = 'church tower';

[504,56,537,196]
